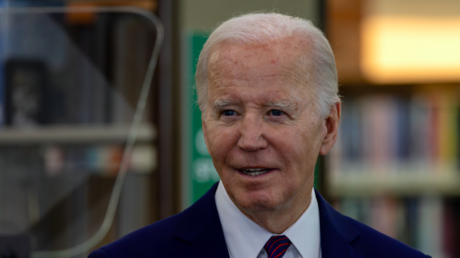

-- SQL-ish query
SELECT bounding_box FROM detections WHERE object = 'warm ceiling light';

[361,16,460,84]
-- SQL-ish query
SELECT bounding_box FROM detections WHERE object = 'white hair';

[195,12,340,117]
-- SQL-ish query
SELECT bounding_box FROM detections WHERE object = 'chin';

[234,193,281,212]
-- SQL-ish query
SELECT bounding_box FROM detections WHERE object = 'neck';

[237,189,312,234]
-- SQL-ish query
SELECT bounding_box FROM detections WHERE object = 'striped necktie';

[264,235,292,258]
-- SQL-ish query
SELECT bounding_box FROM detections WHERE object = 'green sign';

[188,33,219,204]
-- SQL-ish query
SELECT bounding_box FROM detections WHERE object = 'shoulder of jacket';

[94,212,187,257]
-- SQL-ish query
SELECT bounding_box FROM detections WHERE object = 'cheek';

[268,126,321,174]
[207,126,239,160]
[270,128,309,157]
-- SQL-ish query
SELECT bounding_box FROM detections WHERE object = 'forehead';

[208,38,308,79]
[206,38,311,101]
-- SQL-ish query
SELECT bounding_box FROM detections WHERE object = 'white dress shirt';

[215,181,322,258]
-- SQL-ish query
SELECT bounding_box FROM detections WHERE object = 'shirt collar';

[215,181,321,258]
[283,188,321,258]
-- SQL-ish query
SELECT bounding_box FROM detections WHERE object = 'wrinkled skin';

[202,37,340,233]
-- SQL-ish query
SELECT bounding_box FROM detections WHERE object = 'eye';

[222,110,237,116]
[269,110,284,116]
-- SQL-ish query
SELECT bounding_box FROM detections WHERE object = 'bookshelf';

[329,173,460,197]
[326,0,460,257]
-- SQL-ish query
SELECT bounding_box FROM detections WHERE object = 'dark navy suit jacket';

[89,182,431,258]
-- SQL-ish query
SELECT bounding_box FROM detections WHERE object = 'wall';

[181,0,319,31]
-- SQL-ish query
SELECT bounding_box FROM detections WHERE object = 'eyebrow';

[211,99,297,111]
[263,100,297,110]
[212,99,240,109]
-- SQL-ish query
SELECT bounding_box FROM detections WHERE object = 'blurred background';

[0,0,458,257]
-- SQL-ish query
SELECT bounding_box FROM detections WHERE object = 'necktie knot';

[264,235,291,258]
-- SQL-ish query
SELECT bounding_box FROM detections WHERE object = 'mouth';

[238,168,273,176]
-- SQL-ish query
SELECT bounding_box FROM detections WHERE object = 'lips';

[238,168,273,176]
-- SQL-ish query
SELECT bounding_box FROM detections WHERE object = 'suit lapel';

[175,216,230,258]
[315,190,365,258]
[320,216,365,258]
[174,182,230,258]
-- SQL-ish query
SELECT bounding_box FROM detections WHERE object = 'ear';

[319,102,341,155]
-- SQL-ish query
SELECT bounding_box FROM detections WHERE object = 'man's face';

[202,39,332,215]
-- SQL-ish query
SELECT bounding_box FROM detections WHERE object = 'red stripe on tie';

[266,236,284,249]
[265,235,291,258]
[268,237,288,253]
[270,242,290,257]
[265,238,274,250]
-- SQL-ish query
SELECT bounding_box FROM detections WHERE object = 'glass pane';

[0,7,162,258]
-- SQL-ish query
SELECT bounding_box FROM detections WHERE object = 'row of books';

[330,90,460,175]
[334,195,459,258]
[0,10,154,128]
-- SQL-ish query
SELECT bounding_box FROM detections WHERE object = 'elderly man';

[89,13,431,258]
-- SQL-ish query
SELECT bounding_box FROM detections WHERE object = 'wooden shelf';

[68,0,157,11]
[0,124,156,144]
[66,0,157,25]
[328,172,460,197]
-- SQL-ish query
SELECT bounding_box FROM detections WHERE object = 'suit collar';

[173,182,219,243]
[315,189,360,243]
[173,182,229,258]
[320,217,365,258]
[315,189,364,258]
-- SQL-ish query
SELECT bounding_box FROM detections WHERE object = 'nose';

[237,114,268,152]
